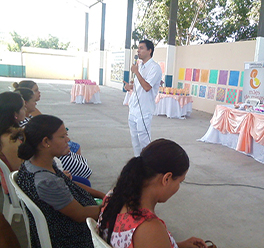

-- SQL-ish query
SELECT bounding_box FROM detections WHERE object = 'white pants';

[128,113,152,157]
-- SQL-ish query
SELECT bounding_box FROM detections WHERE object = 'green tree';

[8,31,31,51]
[33,35,70,50]
[133,0,169,47]
[133,0,260,46]
[7,32,70,51]
[201,0,260,43]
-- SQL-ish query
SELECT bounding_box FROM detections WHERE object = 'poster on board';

[242,62,264,102]
[111,51,125,83]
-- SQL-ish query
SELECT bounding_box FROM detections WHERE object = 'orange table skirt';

[210,105,264,153]
[71,84,100,103]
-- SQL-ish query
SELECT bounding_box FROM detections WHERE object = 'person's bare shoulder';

[132,218,172,248]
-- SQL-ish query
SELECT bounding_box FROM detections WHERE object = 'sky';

[0,0,133,51]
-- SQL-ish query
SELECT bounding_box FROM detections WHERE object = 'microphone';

[133,54,138,65]
[131,55,139,82]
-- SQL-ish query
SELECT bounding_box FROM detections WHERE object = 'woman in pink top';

[99,139,207,248]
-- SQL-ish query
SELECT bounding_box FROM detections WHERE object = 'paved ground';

[0,77,264,248]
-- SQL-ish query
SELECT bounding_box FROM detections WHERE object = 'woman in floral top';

[99,139,207,248]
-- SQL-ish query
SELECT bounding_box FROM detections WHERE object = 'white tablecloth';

[75,93,101,104]
[154,96,192,119]
[123,92,192,119]
[199,122,264,164]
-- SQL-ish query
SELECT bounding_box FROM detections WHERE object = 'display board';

[242,62,264,103]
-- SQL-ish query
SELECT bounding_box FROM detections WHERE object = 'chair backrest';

[0,160,20,208]
[0,160,22,224]
[86,217,112,248]
[245,98,260,107]
[9,171,52,248]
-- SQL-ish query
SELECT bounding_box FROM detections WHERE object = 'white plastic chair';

[9,171,52,248]
[245,98,260,107]
[86,217,112,248]
[0,159,22,224]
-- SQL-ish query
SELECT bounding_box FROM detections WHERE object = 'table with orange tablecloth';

[199,104,264,163]
[154,94,193,119]
[71,84,101,104]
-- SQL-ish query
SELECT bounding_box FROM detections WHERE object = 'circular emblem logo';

[250,69,261,89]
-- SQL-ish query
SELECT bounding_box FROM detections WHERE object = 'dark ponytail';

[99,138,189,243]
[99,156,151,243]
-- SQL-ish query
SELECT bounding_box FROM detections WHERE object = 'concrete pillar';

[165,0,178,87]
[255,0,264,62]
[83,12,89,79]
[99,3,106,85]
[123,0,134,92]
[254,37,264,62]
[257,0,264,37]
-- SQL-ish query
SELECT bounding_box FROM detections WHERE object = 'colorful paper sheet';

[158,61,165,75]
[240,71,244,87]
[207,86,216,100]
[200,69,209,83]
[192,69,200,81]
[229,71,240,86]
[177,82,183,89]
[226,88,237,104]
[238,90,243,103]
[185,68,192,81]
[216,87,226,102]
[191,84,198,96]
[218,70,228,85]
[178,68,185,80]
[184,83,191,92]
[199,85,207,98]
[209,70,218,84]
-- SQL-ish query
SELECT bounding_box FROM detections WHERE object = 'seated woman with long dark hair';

[0,92,26,193]
[13,87,96,189]
[13,87,94,186]
[17,114,101,248]
[13,80,81,154]
[98,139,207,248]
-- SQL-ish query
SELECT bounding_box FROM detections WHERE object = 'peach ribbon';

[155,94,193,108]
[71,84,100,103]
[210,105,264,153]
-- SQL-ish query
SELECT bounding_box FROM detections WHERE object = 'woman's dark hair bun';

[18,142,36,160]
[13,82,19,89]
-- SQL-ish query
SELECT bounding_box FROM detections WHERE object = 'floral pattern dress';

[101,208,178,248]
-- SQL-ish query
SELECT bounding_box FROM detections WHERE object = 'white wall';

[1,40,258,114]
[104,41,256,114]
[174,40,256,113]
[0,51,21,65]
[22,47,83,80]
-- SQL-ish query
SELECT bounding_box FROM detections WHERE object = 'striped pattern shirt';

[19,115,33,128]
[59,152,92,179]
